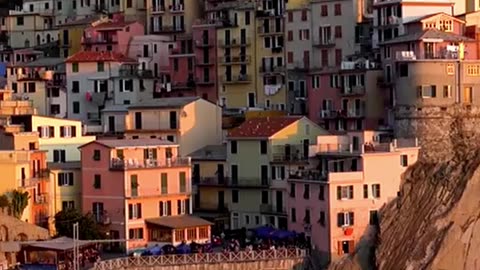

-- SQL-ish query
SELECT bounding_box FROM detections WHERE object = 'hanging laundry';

[85,92,92,102]
[264,84,282,96]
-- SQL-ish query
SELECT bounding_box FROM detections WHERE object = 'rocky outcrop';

[329,105,480,270]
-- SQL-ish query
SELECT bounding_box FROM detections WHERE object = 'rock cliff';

[329,106,480,270]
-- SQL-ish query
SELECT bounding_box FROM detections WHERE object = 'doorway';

[217,164,224,184]
[108,116,115,133]
[464,87,473,104]
[340,240,354,254]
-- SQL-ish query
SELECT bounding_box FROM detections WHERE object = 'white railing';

[94,249,306,270]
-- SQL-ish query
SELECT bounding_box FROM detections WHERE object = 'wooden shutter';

[58,173,64,186]
[60,126,65,137]
[71,126,77,137]
[349,212,355,225]
[37,126,43,137]
[337,213,344,227]
[49,126,55,137]
[337,241,343,255]
[53,150,59,162]
[348,241,355,253]
[128,204,133,219]
[159,201,164,216]
[68,172,74,185]
[137,204,142,218]
[337,186,342,199]
[349,185,354,199]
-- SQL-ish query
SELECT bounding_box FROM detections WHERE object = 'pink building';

[192,23,217,103]
[82,18,145,56]
[308,59,386,133]
[79,139,212,252]
[287,131,419,262]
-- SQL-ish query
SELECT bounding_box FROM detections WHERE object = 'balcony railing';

[271,144,309,163]
[196,176,270,188]
[126,186,191,198]
[220,55,251,65]
[110,157,191,170]
[220,74,251,84]
[288,169,327,182]
[341,86,365,96]
[81,36,118,45]
[87,112,101,121]
[94,249,307,270]
[151,25,185,34]
[196,78,215,86]
[151,5,166,13]
[313,38,336,47]
[259,204,287,215]
[119,69,154,78]
[259,65,285,73]
[169,4,184,12]
[395,50,460,61]
[218,38,251,47]
[318,109,364,119]
[195,39,215,47]
[257,25,284,35]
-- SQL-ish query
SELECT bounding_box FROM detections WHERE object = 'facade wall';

[192,24,217,103]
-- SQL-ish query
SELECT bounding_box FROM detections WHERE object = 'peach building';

[287,131,419,262]
[79,139,211,252]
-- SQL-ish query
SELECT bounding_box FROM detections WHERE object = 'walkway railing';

[94,249,306,270]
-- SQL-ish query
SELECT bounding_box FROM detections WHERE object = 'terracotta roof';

[93,21,134,30]
[404,12,464,24]
[128,97,200,110]
[145,215,213,229]
[381,28,474,45]
[228,116,302,138]
[188,144,227,161]
[79,139,176,149]
[66,51,136,63]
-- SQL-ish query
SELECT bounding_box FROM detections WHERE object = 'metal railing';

[110,157,191,170]
[220,55,251,64]
[220,74,251,84]
[259,204,287,214]
[151,5,166,12]
[257,25,284,35]
[341,86,365,96]
[218,38,251,47]
[196,176,270,187]
[313,38,336,47]
[94,249,306,270]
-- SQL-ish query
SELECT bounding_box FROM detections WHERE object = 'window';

[161,173,168,194]
[372,184,381,198]
[288,11,293,22]
[60,126,77,138]
[53,149,66,162]
[443,85,452,98]
[58,172,74,186]
[37,126,54,138]
[291,208,296,223]
[287,51,293,63]
[319,211,325,226]
[97,62,104,72]
[128,228,143,239]
[337,185,354,200]
[57,1,62,10]
[245,11,250,25]
[319,185,325,200]
[446,64,455,75]
[261,191,268,204]
[72,81,80,93]
[232,190,239,203]
[159,201,172,216]
[303,184,310,199]
[17,17,24,26]
[399,64,408,77]
[93,174,101,189]
[264,37,271,48]
[72,63,79,73]
[400,155,408,167]
[334,3,342,15]
[287,31,293,41]
[369,210,379,225]
[126,0,132,8]
[179,172,186,193]
[363,184,368,198]
[45,2,49,9]
[230,140,237,154]
[128,203,142,219]
[177,200,186,214]
[312,75,320,88]
[93,150,101,160]
[62,201,74,210]
[73,102,80,114]
[290,183,296,198]
[187,228,196,240]
[299,29,309,40]
[260,140,267,154]
[304,209,311,224]
[245,215,250,225]
[417,85,437,98]
[173,59,178,71]
[301,9,308,21]
[50,105,60,115]
[334,26,342,38]
[27,82,36,93]
[321,5,328,16]
[337,212,354,227]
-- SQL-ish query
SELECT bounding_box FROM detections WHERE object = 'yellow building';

[57,16,101,57]
[189,144,229,233]
[215,1,287,110]
[109,97,222,157]
[146,0,202,34]
[225,116,328,229]
[47,162,81,217]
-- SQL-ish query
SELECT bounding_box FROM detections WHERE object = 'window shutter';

[60,126,65,137]
[159,201,164,216]
[431,86,437,97]
[337,213,344,227]
[128,204,133,219]
[137,204,142,218]
[37,126,43,137]
[271,166,276,179]
[185,199,190,214]
[363,184,368,198]
[49,126,55,137]
[58,173,63,186]
[337,186,342,199]
[349,185,354,199]
[337,241,343,255]
[68,172,74,185]
[349,212,355,225]
[280,166,285,179]
[71,126,77,137]
[167,201,172,215]
[53,150,59,162]
[417,86,423,98]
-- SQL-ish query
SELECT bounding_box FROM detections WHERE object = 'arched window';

[36,35,41,45]
[24,39,30,48]
[46,33,51,43]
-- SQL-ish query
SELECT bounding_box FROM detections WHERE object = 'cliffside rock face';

[329,106,480,270]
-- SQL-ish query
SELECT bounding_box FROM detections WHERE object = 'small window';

[443,85,452,98]
[232,190,239,203]
[369,210,379,225]
[260,140,267,154]
[319,211,325,226]
[334,3,342,16]
[337,212,354,227]
[93,174,101,189]
[372,184,381,198]
[446,64,455,75]
[303,184,310,199]
[97,62,105,72]
[72,81,80,93]
[93,149,101,161]
[261,191,268,204]
[230,140,238,154]
[72,63,79,73]
[400,154,408,167]
[417,85,436,98]
[17,17,24,26]
[72,102,80,114]
[337,185,354,200]
[399,64,408,77]
[363,184,368,198]
[290,208,296,223]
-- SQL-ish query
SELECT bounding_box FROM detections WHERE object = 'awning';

[145,215,213,229]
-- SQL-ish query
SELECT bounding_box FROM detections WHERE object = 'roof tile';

[228,116,302,138]
[66,51,136,63]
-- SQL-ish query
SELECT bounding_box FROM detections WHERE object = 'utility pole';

[73,222,79,270]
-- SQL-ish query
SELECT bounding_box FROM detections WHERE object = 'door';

[248,93,255,107]
[275,191,283,213]
[303,139,309,159]
[218,191,225,209]
[464,87,473,103]
[134,112,142,129]
[217,164,224,184]
[193,164,200,183]
[261,165,269,185]
[352,136,359,151]
[108,116,115,133]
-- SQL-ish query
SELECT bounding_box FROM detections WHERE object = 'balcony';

[196,57,216,66]
[170,48,195,57]
[110,157,191,170]
[259,65,286,73]
[257,25,284,35]
[151,25,185,34]
[81,36,118,45]
[119,69,154,78]
[220,74,251,84]
[195,38,215,48]
[271,145,309,163]
[313,38,336,48]
[169,4,184,13]
[220,55,250,65]
[151,5,166,13]
[259,204,287,215]
[218,38,251,47]
[196,176,270,188]
[340,86,365,96]
[194,203,229,213]
[34,194,48,205]
[395,50,460,61]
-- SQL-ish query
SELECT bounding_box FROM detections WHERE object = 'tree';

[0,194,10,209]
[54,209,105,240]
[10,190,29,219]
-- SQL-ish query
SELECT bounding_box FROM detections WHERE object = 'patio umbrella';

[254,226,275,238]
[149,245,162,255]
[176,243,191,254]
[271,230,296,240]
[161,244,176,255]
